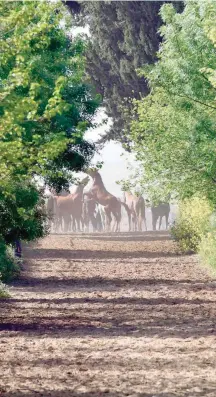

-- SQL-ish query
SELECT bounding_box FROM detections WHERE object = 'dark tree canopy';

[65,1,183,148]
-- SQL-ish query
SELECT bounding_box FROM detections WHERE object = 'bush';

[0,281,9,298]
[0,182,48,283]
[0,240,20,283]
[199,231,216,271]
[0,182,48,245]
[171,196,212,253]
[199,213,216,271]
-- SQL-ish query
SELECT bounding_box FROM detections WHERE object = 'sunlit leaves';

[129,0,216,204]
[0,1,100,188]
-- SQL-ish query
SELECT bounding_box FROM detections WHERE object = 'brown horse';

[85,169,123,232]
[83,198,104,233]
[124,191,147,232]
[83,196,98,232]
[45,194,57,232]
[56,177,89,232]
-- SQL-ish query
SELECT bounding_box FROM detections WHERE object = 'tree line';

[1,0,216,284]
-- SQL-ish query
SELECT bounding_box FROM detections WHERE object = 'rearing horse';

[85,169,122,232]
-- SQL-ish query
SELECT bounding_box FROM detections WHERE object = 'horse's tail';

[120,201,131,218]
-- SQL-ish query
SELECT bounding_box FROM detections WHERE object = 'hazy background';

[75,109,136,199]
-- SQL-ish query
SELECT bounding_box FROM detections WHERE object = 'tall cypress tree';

[65,1,183,148]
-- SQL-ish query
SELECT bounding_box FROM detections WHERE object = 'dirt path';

[1,232,216,397]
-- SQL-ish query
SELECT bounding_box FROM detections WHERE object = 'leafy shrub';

[0,280,9,298]
[199,231,216,271]
[0,182,48,283]
[199,213,216,271]
[171,196,212,253]
[0,239,20,282]
[0,182,48,245]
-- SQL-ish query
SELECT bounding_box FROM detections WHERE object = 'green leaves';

[0,1,100,187]
[0,1,100,252]
[129,0,216,205]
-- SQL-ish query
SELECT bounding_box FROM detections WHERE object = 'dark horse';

[151,202,170,231]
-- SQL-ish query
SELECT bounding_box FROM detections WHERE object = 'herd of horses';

[45,170,170,233]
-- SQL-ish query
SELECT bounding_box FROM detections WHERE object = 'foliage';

[66,1,183,147]
[171,196,212,253]
[0,1,100,286]
[0,239,20,283]
[0,281,10,298]
[130,1,216,204]
[199,226,216,272]
[0,181,48,283]
[0,182,48,245]
[0,1,100,190]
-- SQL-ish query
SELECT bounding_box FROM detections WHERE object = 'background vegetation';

[66,1,183,148]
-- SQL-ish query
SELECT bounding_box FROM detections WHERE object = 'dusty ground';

[1,232,216,397]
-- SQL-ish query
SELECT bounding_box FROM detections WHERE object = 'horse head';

[80,176,90,187]
[85,168,98,179]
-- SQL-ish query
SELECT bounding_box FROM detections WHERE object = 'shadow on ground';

[2,390,216,397]
[80,231,170,242]
[23,248,179,260]
[1,232,216,397]
[1,287,216,338]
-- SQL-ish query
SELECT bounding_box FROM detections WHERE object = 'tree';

[129,0,216,204]
[0,1,100,191]
[65,1,183,148]
[0,1,100,280]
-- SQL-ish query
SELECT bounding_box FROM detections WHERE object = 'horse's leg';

[101,212,106,232]
[85,220,89,233]
[136,209,142,232]
[132,215,135,232]
[152,213,157,231]
[90,214,96,232]
[53,215,57,233]
[104,207,112,232]
[63,216,67,233]
[81,215,85,232]
[76,216,81,232]
[56,215,61,233]
[134,215,138,232]
[165,214,169,230]
[128,211,131,232]
[68,215,71,232]
[72,217,76,232]
[76,215,82,232]
[61,216,64,233]
[111,215,116,232]
[65,216,71,233]
[139,215,142,232]
[71,215,74,232]
[144,214,147,231]
[117,212,121,232]
[128,213,131,232]
[159,216,162,231]
[112,208,121,233]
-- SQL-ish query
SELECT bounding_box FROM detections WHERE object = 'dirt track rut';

[1,232,216,397]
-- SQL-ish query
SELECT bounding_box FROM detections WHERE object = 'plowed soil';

[1,232,216,397]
